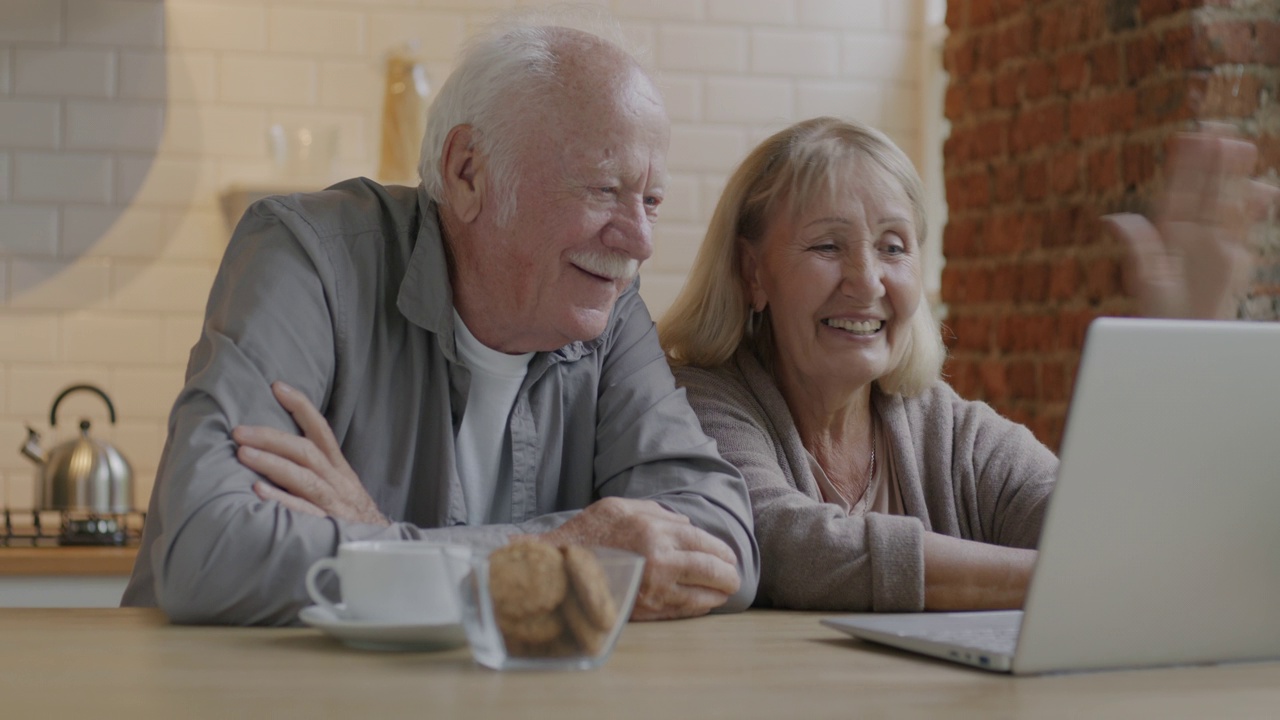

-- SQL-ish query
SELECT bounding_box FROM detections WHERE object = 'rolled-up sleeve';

[592,290,760,612]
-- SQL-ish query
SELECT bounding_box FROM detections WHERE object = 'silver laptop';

[823,318,1280,674]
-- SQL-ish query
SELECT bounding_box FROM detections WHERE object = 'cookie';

[561,588,610,656]
[505,631,579,659]
[497,608,565,645]
[562,545,617,631]
[488,539,566,619]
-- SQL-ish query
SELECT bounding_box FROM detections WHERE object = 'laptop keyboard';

[919,623,1021,654]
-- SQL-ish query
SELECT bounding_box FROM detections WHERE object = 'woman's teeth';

[823,318,882,335]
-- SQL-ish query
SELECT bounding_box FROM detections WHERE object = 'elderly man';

[123,15,759,625]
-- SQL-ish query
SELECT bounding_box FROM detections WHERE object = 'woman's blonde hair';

[658,116,945,397]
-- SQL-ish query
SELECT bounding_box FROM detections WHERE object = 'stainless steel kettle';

[19,384,134,514]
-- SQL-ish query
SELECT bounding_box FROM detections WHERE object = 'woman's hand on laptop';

[1105,126,1279,320]
[923,533,1038,610]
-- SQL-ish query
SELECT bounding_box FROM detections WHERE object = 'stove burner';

[2,509,144,547]
[60,516,128,546]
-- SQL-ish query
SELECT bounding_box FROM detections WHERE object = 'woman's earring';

[746,307,764,338]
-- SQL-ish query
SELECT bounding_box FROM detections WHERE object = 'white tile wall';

[797,81,918,139]
[112,367,185,419]
[67,0,167,48]
[218,55,317,105]
[751,29,840,77]
[0,205,58,256]
[650,225,706,274]
[109,261,217,312]
[319,60,383,111]
[668,124,750,172]
[0,100,60,150]
[66,100,167,152]
[268,7,366,56]
[0,315,59,363]
[14,48,116,98]
[0,1,62,44]
[161,314,203,364]
[0,47,10,94]
[885,0,927,33]
[62,205,168,258]
[7,364,114,423]
[800,0,885,29]
[8,258,111,309]
[367,10,468,62]
[704,76,793,123]
[161,208,227,261]
[842,34,919,81]
[164,104,270,157]
[658,26,748,73]
[119,50,219,102]
[115,155,217,207]
[63,313,163,364]
[655,74,700,121]
[14,152,113,204]
[0,0,934,501]
[166,3,267,52]
[708,0,794,25]
[659,173,700,223]
[613,0,701,21]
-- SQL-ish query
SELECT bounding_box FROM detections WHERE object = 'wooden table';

[3,608,1278,719]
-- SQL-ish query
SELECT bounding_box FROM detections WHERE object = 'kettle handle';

[50,384,117,427]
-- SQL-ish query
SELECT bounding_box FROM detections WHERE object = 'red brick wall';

[940,0,1280,449]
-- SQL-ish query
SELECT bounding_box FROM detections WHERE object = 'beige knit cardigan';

[673,348,1058,611]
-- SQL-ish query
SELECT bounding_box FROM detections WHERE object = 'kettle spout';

[20,426,45,466]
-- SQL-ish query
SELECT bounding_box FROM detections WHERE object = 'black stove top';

[2,509,144,547]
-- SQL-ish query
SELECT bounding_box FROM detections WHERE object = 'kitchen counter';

[0,546,137,607]
[0,545,138,576]
[2,608,1279,719]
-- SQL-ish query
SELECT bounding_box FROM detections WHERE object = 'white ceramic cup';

[305,541,470,625]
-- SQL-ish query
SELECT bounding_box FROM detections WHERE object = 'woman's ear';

[738,241,767,312]
[737,239,762,310]
[439,124,485,223]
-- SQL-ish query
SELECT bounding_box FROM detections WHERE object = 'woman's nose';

[841,250,886,301]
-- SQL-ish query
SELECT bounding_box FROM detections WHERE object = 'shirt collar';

[396,185,608,366]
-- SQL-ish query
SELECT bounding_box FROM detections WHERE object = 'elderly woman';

[659,116,1273,612]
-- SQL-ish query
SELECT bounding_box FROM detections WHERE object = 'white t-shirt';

[452,311,533,525]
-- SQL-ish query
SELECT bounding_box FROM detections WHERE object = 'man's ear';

[439,124,485,223]
[739,241,767,312]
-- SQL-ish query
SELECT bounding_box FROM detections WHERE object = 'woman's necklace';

[819,416,877,509]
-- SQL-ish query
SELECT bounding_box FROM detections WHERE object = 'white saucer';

[299,605,468,652]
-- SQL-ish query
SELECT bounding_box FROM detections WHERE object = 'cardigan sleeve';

[902,383,1058,549]
[674,364,925,612]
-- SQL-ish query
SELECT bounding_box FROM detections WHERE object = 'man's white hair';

[418,6,650,226]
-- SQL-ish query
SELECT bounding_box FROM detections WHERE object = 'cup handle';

[305,558,343,616]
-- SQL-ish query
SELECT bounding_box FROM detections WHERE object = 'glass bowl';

[457,545,645,671]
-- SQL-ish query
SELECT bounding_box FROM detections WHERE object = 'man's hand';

[233,381,390,526]
[537,497,741,621]
[1105,126,1279,320]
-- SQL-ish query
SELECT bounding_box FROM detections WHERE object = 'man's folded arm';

[143,206,571,625]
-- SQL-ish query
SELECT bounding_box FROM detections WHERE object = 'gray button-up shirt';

[123,179,759,625]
